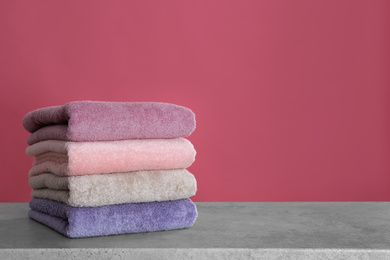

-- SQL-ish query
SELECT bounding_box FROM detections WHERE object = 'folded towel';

[29,169,197,207]
[23,101,196,145]
[29,198,197,238]
[26,138,195,177]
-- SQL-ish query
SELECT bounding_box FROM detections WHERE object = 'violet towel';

[23,101,196,145]
[29,198,198,238]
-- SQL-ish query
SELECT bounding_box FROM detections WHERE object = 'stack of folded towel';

[22,101,198,238]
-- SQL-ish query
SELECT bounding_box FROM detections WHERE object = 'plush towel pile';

[23,101,198,238]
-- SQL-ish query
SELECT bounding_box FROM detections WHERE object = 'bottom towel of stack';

[29,198,198,238]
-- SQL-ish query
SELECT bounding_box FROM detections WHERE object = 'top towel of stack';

[23,100,196,144]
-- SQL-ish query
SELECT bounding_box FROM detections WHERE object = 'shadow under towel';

[29,198,198,238]
[22,101,196,145]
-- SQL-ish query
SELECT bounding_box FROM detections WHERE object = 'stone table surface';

[0,202,390,259]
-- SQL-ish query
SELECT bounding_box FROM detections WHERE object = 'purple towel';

[23,101,196,145]
[29,198,198,238]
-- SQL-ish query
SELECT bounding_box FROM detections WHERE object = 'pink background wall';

[1,0,389,202]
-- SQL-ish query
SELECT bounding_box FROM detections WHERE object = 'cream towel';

[29,169,197,207]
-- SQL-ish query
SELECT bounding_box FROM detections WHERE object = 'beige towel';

[30,169,197,207]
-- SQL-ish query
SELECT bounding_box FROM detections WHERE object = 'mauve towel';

[23,101,196,145]
[29,169,197,207]
[26,138,195,177]
[29,198,198,238]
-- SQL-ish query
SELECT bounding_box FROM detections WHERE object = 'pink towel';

[26,138,196,177]
[23,101,196,145]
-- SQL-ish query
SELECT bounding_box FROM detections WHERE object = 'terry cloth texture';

[26,138,195,177]
[23,101,196,145]
[29,198,198,238]
[30,169,197,207]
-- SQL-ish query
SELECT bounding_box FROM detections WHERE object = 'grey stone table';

[0,202,389,259]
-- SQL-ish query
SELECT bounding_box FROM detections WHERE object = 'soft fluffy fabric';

[23,101,196,145]
[29,169,197,207]
[29,198,198,238]
[26,138,195,177]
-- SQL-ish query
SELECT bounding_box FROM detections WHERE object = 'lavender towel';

[29,198,198,238]
[23,101,196,145]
